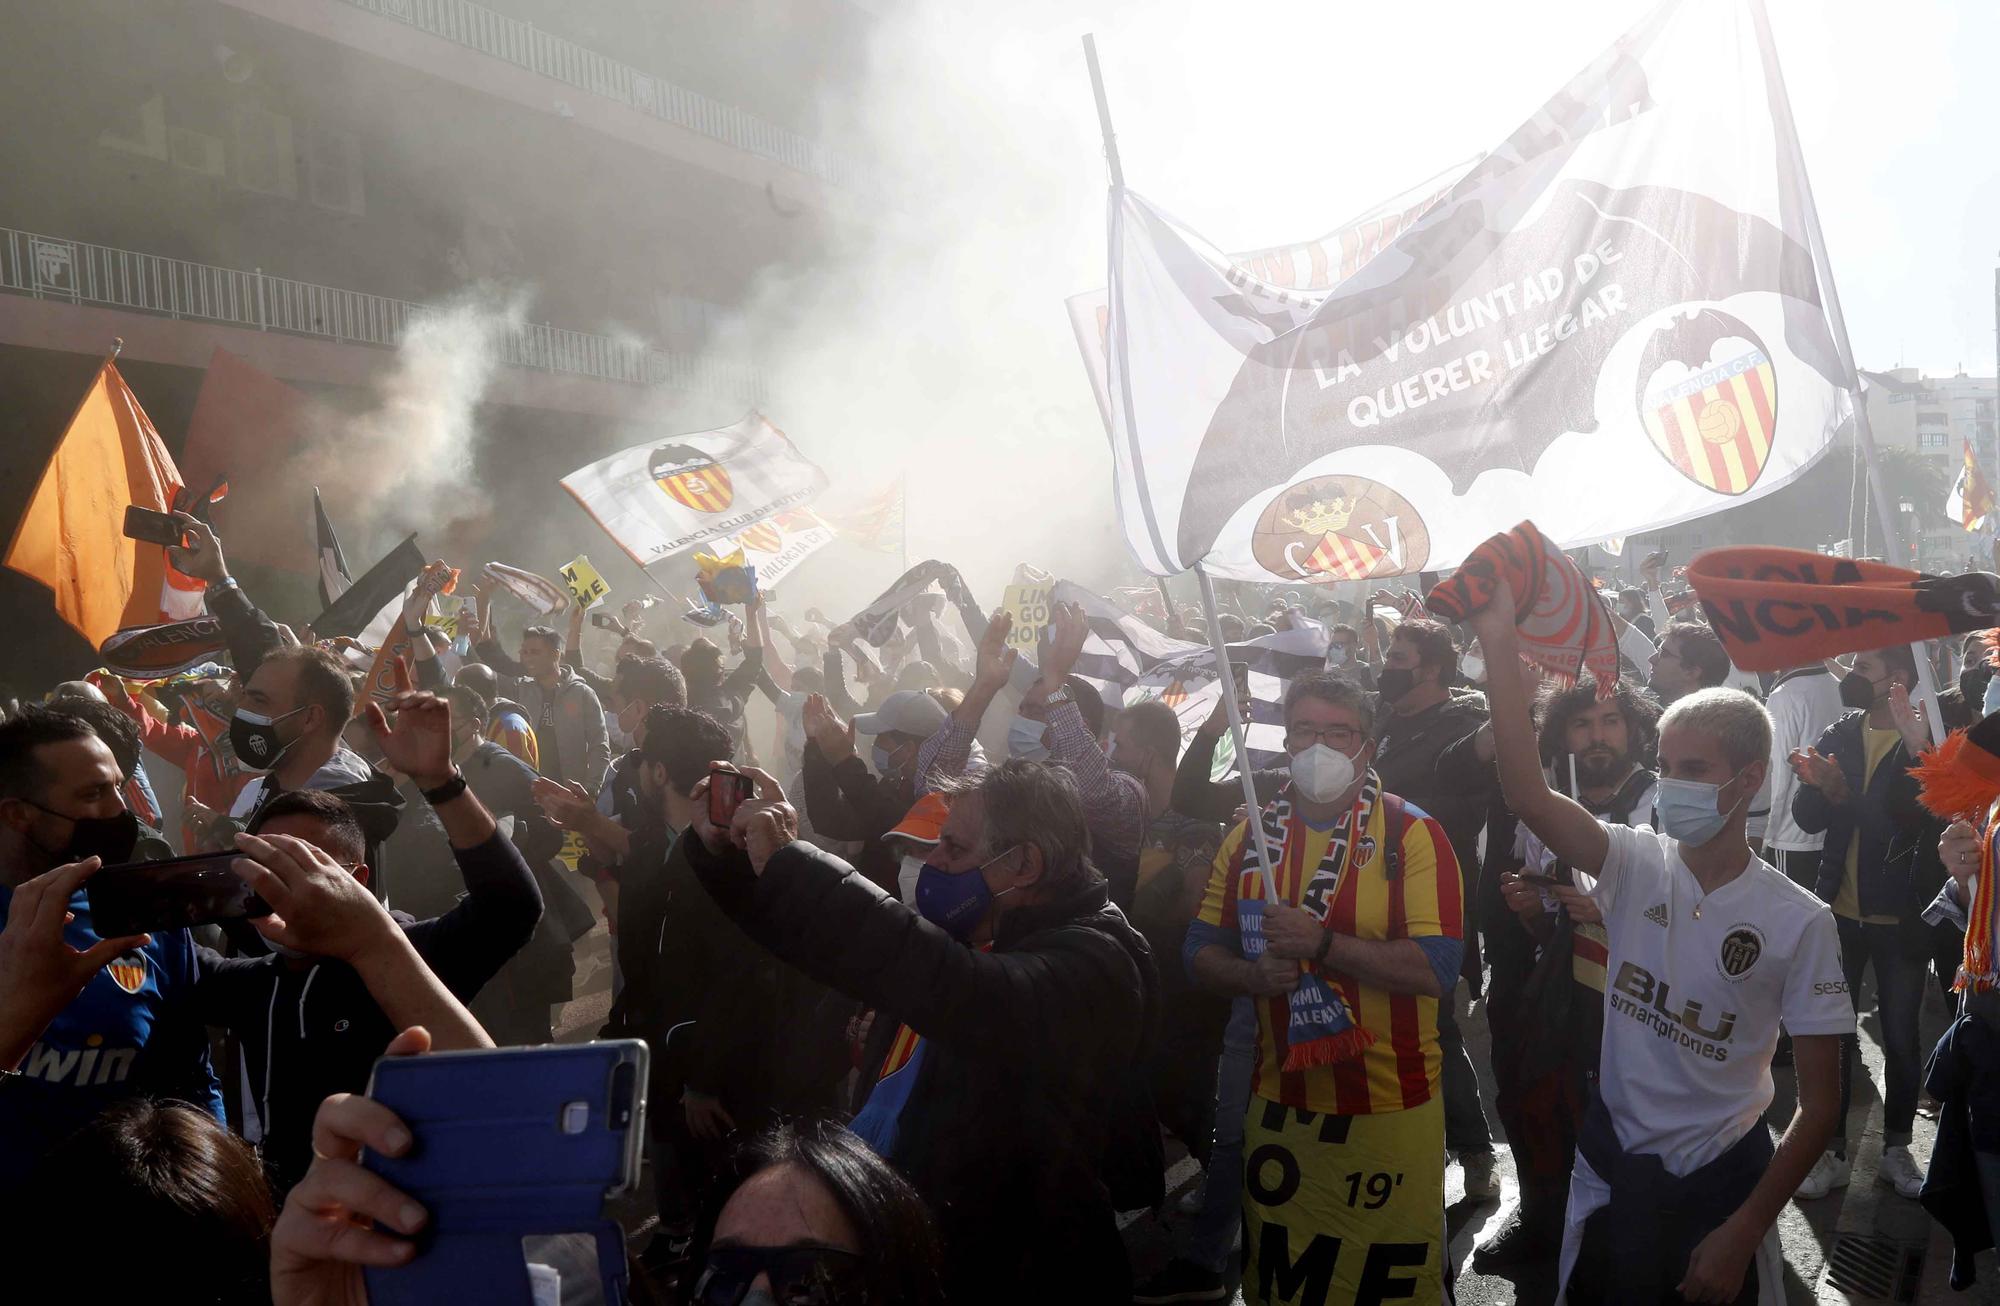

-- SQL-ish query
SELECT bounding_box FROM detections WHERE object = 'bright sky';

[1052,0,2000,378]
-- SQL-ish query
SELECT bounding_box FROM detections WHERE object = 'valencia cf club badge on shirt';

[106,951,148,995]
[1717,925,1765,981]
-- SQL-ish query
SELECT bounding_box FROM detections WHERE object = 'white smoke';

[301,289,527,553]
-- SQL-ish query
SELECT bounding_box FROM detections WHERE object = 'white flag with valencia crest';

[1086,0,1853,581]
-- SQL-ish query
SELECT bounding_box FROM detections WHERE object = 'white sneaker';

[1460,1149,1501,1201]
[1878,1145,1925,1199]
[1795,1149,1851,1199]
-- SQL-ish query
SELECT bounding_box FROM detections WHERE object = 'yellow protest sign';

[559,554,611,610]
[1002,583,1053,650]
[556,829,588,873]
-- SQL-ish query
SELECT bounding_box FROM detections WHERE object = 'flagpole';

[1196,563,1280,901]
[1082,34,1123,190]
[637,561,688,613]
[1751,0,1943,743]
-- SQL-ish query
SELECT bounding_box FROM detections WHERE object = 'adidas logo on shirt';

[1644,902,1670,927]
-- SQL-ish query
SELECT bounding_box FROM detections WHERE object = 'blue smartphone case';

[360,1041,649,1305]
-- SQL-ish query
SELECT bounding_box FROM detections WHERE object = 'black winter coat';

[1792,710,1931,933]
[683,832,1157,1306]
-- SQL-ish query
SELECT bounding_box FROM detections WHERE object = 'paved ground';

[551,888,1996,1304]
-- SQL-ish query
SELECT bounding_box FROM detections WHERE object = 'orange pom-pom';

[1913,729,2000,821]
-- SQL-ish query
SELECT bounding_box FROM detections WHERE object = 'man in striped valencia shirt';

[1187,671,1462,1306]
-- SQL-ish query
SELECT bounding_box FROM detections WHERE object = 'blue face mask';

[1008,715,1049,761]
[1984,675,2000,720]
[915,846,1020,940]
[1654,768,1746,847]
[872,743,894,775]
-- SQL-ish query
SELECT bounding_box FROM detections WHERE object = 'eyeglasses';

[1284,724,1365,751]
[693,1244,867,1306]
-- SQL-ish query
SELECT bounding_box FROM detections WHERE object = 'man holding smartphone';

[0,707,223,1185]
[192,668,541,1194]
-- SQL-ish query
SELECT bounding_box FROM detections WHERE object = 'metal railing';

[0,226,764,403]
[337,0,846,186]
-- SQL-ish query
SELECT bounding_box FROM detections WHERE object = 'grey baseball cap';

[852,689,948,739]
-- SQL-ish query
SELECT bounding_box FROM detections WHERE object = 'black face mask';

[28,803,141,867]
[1961,666,1993,710]
[1838,670,1884,711]
[1376,666,1417,704]
[230,705,307,772]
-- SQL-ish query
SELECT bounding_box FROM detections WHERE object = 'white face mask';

[898,854,925,906]
[1008,715,1050,761]
[1289,742,1357,804]
[1326,645,1350,668]
[1460,653,1486,682]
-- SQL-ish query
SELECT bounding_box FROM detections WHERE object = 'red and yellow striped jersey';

[1197,799,1461,1115]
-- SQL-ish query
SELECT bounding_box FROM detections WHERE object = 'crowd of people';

[7,507,2000,1306]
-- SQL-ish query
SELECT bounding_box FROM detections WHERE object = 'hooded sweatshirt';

[231,746,406,899]
[193,828,541,1193]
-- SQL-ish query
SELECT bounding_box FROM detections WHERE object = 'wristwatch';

[1313,929,1335,967]
[420,770,468,805]
[1045,686,1074,709]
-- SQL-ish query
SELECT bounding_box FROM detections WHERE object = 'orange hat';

[886,792,950,846]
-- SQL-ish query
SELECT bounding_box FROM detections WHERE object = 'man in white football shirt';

[1466,589,1849,1304]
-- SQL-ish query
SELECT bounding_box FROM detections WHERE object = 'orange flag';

[4,359,190,647]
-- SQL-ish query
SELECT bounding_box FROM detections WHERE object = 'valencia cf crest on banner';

[650,444,736,513]
[737,521,784,554]
[1075,0,1854,581]
[561,413,828,566]
[1638,310,1776,496]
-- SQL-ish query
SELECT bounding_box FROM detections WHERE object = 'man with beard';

[1789,644,1935,1200]
[0,708,223,1183]
[1372,618,1497,1199]
[1477,680,1659,1268]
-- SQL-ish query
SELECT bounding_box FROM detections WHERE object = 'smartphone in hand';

[589,612,629,635]
[123,505,187,548]
[362,1042,649,1304]
[707,762,751,829]
[87,851,271,936]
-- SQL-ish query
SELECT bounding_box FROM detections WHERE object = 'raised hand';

[801,693,854,762]
[1459,575,1519,648]
[1887,682,1932,753]
[361,658,454,790]
[231,831,394,964]
[973,611,1018,694]
[168,513,230,584]
[1037,601,1090,691]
